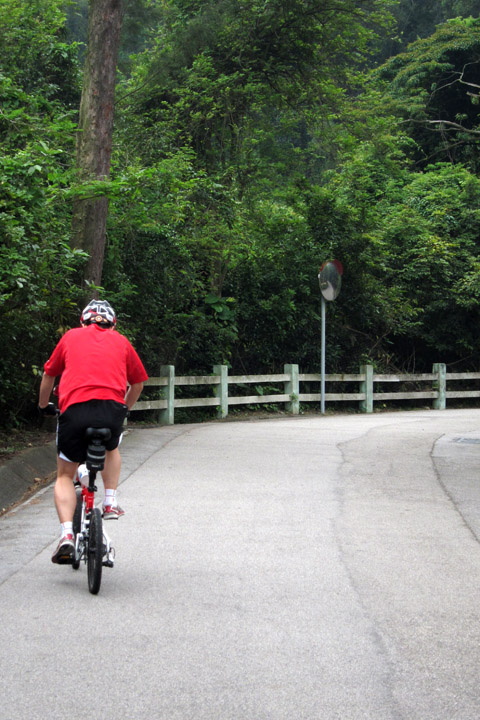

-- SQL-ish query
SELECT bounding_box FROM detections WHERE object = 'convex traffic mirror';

[318,260,343,301]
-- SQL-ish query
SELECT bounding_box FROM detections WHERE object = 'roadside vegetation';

[2,0,480,431]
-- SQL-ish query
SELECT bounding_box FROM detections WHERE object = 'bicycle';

[72,427,115,594]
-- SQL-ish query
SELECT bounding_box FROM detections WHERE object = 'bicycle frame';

[74,471,115,568]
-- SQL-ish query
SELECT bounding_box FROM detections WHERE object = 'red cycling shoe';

[102,505,125,520]
[51,534,74,564]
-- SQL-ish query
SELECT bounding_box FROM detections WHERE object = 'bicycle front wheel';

[87,508,103,594]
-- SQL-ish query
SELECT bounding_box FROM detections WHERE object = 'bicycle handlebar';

[38,402,57,417]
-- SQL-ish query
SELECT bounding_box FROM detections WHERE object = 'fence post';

[359,364,373,413]
[159,365,175,425]
[213,364,229,419]
[284,364,300,415]
[432,363,446,410]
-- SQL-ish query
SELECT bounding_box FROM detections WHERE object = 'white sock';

[61,521,73,538]
[104,489,117,508]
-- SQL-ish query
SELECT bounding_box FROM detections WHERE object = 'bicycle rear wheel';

[87,508,103,594]
[72,489,82,571]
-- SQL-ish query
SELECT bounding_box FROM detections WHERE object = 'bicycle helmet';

[80,300,116,327]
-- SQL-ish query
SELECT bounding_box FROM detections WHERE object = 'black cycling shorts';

[57,399,128,464]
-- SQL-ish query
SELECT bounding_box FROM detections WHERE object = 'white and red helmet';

[80,300,116,327]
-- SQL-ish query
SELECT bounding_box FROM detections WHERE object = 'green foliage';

[5,0,480,433]
[376,0,480,60]
[105,0,398,379]
[224,198,329,372]
[380,164,480,358]
[0,0,80,105]
[0,0,86,429]
[315,132,480,368]
[373,16,480,169]
[107,1,480,380]
[100,152,242,371]
[122,0,395,177]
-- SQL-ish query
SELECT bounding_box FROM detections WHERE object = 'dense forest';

[1,0,480,429]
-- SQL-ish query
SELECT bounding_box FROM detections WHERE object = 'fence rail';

[130,363,480,425]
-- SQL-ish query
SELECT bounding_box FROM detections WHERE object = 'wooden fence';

[131,363,480,425]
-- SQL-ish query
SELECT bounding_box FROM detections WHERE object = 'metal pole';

[321,296,326,414]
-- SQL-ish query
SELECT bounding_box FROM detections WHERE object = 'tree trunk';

[72,0,123,288]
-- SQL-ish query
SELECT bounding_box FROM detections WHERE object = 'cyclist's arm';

[38,372,56,409]
[125,382,144,410]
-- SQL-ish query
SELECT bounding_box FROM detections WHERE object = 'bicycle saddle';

[85,427,112,442]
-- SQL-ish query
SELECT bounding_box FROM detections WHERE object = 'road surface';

[1,409,480,719]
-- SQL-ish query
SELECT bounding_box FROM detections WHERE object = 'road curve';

[1,409,480,720]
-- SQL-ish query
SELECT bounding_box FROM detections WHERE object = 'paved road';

[1,409,480,720]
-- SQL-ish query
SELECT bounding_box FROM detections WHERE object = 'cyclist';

[38,300,148,564]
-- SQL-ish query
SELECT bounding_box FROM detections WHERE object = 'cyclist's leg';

[102,447,121,491]
[55,403,86,522]
[51,457,78,564]
[54,458,78,523]
[101,447,125,518]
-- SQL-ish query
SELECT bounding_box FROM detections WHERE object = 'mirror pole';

[321,295,326,414]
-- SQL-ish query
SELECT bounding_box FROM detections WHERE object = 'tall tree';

[72,0,123,287]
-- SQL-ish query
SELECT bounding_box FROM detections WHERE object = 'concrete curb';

[0,443,57,512]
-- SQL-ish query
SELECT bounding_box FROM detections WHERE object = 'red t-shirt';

[44,324,149,413]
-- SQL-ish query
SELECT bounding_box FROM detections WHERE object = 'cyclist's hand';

[38,402,57,417]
